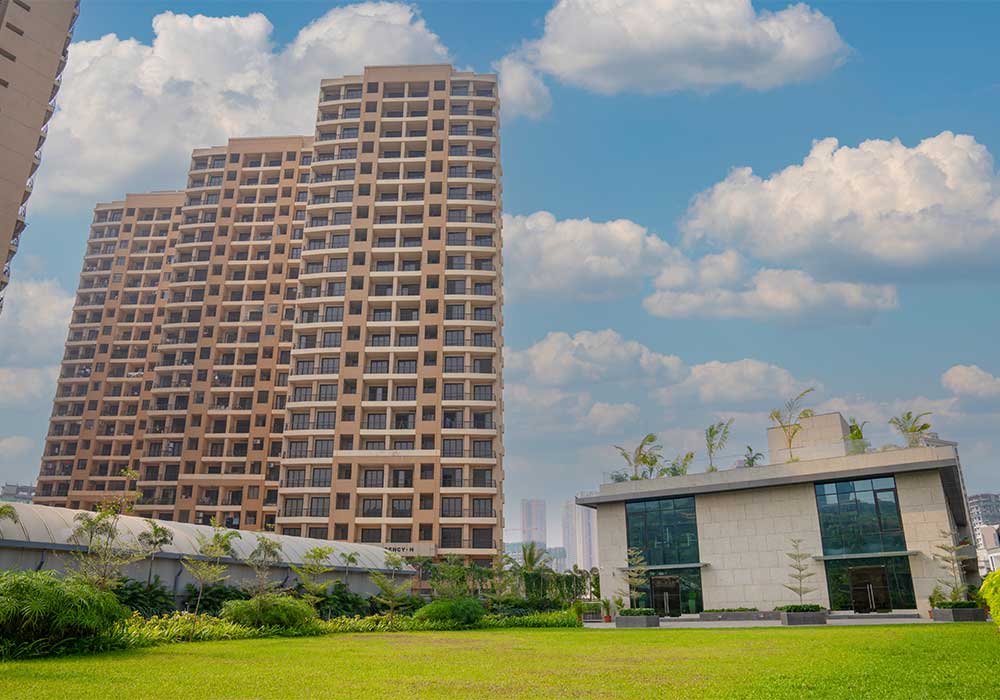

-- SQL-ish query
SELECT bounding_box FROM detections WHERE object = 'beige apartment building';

[579,413,976,618]
[36,65,504,567]
[0,0,78,314]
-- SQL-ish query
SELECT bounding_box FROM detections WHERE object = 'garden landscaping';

[2,624,998,700]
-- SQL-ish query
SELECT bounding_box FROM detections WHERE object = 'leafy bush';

[980,571,1000,628]
[932,600,982,609]
[183,583,250,616]
[120,612,266,647]
[618,608,657,616]
[0,570,129,660]
[414,597,485,626]
[368,592,425,617]
[479,611,580,628]
[114,577,176,617]
[774,604,825,612]
[704,608,759,612]
[310,580,369,619]
[485,595,561,617]
[580,601,602,614]
[221,594,318,630]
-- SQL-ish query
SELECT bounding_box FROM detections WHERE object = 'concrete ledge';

[701,611,780,621]
[780,611,828,626]
[615,615,661,628]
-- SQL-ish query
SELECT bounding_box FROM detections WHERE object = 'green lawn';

[3,625,998,699]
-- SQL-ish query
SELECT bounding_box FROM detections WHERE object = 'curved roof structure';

[0,502,412,575]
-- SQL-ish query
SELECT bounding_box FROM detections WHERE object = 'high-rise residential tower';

[969,493,1000,549]
[561,499,597,571]
[36,65,504,567]
[520,498,546,548]
[0,0,79,314]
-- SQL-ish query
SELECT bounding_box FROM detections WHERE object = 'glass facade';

[814,477,906,555]
[625,497,702,615]
[814,476,916,611]
[824,556,917,611]
[625,496,699,566]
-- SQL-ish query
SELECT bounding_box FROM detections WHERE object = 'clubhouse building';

[577,413,977,618]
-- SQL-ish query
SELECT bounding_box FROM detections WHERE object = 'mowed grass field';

[3,624,998,700]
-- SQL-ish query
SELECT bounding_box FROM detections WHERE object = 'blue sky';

[1,1,999,544]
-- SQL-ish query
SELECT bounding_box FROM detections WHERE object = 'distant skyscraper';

[969,493,1000,548]
[561,499,597,570]
[521,498,546,548]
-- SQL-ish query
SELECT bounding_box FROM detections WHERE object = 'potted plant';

[778,538,827,625]
[615,607,660,628]
[600,597,613,623]
[930,530,986,621]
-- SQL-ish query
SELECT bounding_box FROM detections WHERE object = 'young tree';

[338,550,360,592]
[245,534,283,597]
[769,388,816,461]
[291,545,337,605]
[369,552,412,625]
[621,547,648,609]
[430,554,471,599]
[742,446,764,467]
[590,566,601,599]
[183,519,240,620]
[0,503,19,524]
[889,411,932,448]
[71,506,143,590]
[705,418,734,472]
[782,538,817,605]
[610,433,663,482]
[518,541,552,597]
[932,529,974,602]
[138,519,174,587]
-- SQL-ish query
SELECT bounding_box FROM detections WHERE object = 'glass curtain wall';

[625,496,702,615]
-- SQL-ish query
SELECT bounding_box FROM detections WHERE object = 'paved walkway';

[585,616,935,629]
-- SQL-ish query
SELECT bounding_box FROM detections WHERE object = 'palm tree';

[519,542,551,597]
[611,433,663,481]
[338,551,360,591]
[705,419,734,472]
[769,388,816,461]
[138,519,174,586]
[661,452,694,477]
[889,411,932,447]
[743,446,764,467]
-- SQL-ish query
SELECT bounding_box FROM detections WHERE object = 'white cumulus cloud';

[658,358,818,405]
[505,329,684,386]
[38,4,449,204]
[502,211,676,300]
[500,0,849,117]
[0,367,59,406]
[941,365,1000,399]
[0,279,74,364]
[682,131,1000,275]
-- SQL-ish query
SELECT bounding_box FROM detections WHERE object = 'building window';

[814,477,906,555]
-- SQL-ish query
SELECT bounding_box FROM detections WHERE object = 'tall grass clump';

[0,570,129,659]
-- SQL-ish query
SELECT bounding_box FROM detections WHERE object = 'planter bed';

[700,611,780,622]
[615,615,660,628]
[932,608,987,622]
[780,611,828,626]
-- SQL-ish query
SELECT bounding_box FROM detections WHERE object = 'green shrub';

[414,597,485,626]
[120,612,267,647]
[221,594,318,629]
[308,579,369,619]
[0,570,129,660]
[932,600,982,609]
[479,611,580,628]
[704,608,759,612]
[618,608,657,616]
[485,595,561,617]
[980,571,1000,629]
[368,592,425,617]
[114,577,176,617]
[774,604,826,612]
[580,601,602,614]
[183,583,250,616]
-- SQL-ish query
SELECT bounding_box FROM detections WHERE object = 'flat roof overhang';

[577,449,967,528]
